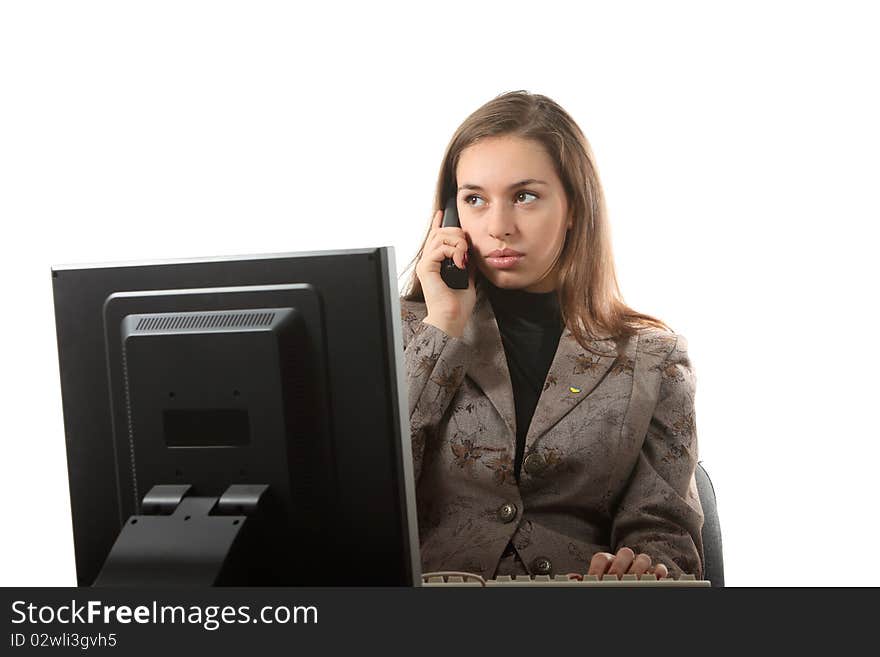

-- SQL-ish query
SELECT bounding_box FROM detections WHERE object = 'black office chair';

[695,461,724,587]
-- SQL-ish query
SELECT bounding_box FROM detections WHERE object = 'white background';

[1,1,877,587]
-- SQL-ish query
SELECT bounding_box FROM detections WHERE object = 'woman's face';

[455,135,572,293]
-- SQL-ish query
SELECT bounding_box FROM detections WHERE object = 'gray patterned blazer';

[400,280,704,579]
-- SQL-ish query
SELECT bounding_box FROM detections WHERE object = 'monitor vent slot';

[134,311,276,331]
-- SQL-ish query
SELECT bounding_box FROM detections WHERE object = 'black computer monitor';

[50,247,421,586]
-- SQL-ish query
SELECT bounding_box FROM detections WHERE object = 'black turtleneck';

[485,281,564,483]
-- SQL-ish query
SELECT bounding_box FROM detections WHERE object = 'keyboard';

[421,572,711,587]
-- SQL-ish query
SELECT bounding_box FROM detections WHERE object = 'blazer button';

[523,453,547,476]
[497,502,517,523]
[532,556,553,575]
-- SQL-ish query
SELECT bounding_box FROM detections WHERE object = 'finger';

[434,227,468,246]
[428,210,444,241]
[431,236,468,268]
[607,547,635,579]
[421,244,456,273]
[427,212,437,240]
[644,563,668,580]
[433,208,461,234]
[456,245,466,270]
[434,245,461,267]
[430,232,465,250]
[628,553,653,575]
[587,552,616,577]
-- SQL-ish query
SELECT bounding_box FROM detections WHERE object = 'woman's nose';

[487,207,516,238]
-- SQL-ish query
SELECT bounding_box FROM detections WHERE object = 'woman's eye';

[463,192,537,207]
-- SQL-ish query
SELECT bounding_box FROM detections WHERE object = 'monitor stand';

[93,483,270,586]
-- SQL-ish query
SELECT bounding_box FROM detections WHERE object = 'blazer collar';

[462,280,619,448]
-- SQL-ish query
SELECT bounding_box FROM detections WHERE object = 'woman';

[399,90,704,581]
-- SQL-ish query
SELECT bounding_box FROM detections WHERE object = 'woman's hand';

[587,547,669,579]
[416,209,477,338]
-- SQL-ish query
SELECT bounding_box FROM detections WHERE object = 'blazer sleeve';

[609,333,706,579]
[401,303,474,484]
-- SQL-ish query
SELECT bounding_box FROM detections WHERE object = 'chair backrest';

[694,461,724,587]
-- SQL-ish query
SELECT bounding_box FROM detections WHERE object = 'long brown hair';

[400,90,673,351]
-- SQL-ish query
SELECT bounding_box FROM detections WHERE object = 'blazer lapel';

[523,322,618,454]
[461,283,517,439]
[462,280,619,450]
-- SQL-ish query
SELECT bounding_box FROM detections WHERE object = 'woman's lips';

[486,255,524,269]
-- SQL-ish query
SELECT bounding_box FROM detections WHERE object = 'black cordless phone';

[440,196,469,289]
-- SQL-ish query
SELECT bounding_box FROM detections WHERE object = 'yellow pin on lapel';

[569,386,581,394]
